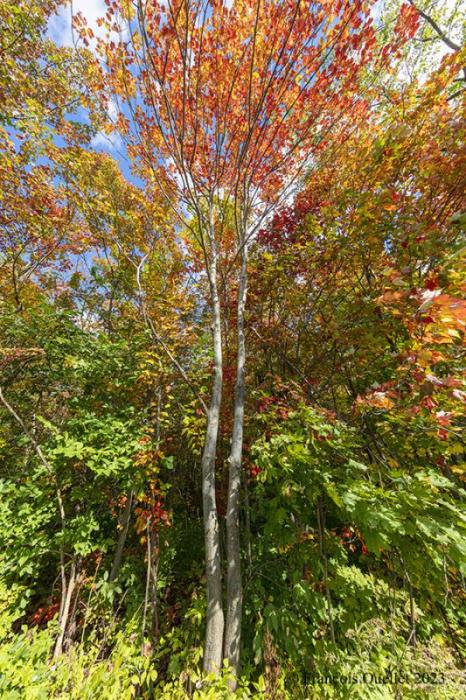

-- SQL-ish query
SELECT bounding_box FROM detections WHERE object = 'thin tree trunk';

[58,548,67,624]
[109,491,133,583]
[398,551,417,648]
[243,470,252,571]
[149,529,160,638]
[0,389,74,658]
[54,558,76,658]
[201,227,225,676]
[141,519,152,652]
[408,578,417,647]
[149,387,161,638]
[65,568,82,651]
[224,243,248,684]
[317,497,335,644]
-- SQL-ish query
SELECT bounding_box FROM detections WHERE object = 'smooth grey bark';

[202,229,225,675]
[109,491,133,583]
[149,528,160,638]
[54,559,76,658]
[224,243,248,683]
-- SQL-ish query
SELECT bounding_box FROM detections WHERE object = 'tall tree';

[83,0,387,678]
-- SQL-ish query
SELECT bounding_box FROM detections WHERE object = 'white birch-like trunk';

[202,228,225,675]
[224,242,248,683]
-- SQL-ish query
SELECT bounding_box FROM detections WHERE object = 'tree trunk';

[202,228,225,675]
[243,469,252,571]
[224,243,248,684]
[149,529,160,638]
[109,491,133,583]
[64,569,82,651]
[54,558,76,658]
[317,497,335,644]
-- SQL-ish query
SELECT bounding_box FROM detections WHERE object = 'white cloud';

[90,130,123,153]
[48,0,108,48]
[90,97,124,152]
[107,97,118,121]
[47,1,124,156]
[370,0,384,25]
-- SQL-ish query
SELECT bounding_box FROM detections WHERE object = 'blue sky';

[48,1,126,156]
